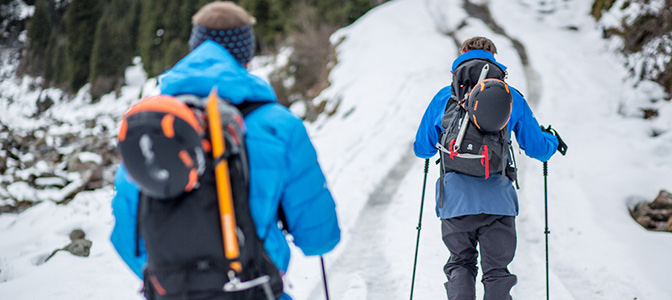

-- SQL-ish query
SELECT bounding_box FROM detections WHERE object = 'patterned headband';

[188,24,256,64]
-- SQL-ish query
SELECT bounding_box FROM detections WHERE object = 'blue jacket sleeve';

[110,164,147,278]
[510,89,558,162]
[413,86,452,159]
[280,121,341,256]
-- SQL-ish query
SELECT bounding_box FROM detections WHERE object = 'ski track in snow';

[309,149,417,300]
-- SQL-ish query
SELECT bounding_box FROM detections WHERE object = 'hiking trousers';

[441,214,517,300]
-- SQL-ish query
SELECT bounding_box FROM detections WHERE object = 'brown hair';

[459,37,497,54]
[192,1,256,29]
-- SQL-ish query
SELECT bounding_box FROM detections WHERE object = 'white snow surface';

[1,0,672,299]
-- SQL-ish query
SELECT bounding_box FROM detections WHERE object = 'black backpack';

[437,59,517,192]
[126,95,283,300]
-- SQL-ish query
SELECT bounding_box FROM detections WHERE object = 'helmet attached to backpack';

[467,79,512,133]
[118,95,205,199]
[438,59,516,183]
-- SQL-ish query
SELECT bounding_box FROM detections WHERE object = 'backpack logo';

[139,134,155,164]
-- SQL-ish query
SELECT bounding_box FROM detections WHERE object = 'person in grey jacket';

[413,36,560,300]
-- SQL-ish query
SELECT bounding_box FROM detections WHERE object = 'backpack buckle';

[223,271,275,300]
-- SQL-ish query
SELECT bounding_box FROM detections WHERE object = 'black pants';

[441,214,517,300]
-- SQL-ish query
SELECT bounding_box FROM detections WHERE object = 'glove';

[540,125,568,156]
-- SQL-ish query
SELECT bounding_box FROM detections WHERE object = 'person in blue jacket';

[413,37,559,300]
[110,2,340,299]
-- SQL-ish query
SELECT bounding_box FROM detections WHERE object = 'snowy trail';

[307,148,418,300]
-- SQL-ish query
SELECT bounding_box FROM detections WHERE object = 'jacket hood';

[159,40,276,105]
[451,49,508,73]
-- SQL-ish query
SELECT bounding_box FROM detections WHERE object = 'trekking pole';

[543,161,550,300]
[540,125,567,300]
[320,256,330,300]
[410,159,430,300]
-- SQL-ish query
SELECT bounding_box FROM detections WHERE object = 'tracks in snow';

[308,148,419,300]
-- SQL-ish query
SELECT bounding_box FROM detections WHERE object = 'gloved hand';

[541,125,568,156]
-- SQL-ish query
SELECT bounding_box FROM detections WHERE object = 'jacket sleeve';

[413,86,452,159]
[510,90,559,162]
[279,121,340,256]
[110,164,147,279]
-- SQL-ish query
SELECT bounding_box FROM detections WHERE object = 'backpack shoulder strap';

[236,101,269,117]
[174,95,269,117]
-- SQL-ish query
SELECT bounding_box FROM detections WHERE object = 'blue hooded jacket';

[110,41,341,297]
[413,50,558,219]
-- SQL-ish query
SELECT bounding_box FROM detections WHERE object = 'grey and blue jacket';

[413,50,558,219]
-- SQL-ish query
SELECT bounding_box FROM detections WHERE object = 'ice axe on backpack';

[453,64,490,152]
[539,125,567,300]
[206,88,275,299]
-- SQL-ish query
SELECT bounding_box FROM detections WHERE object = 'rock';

[651,190,672,209]
[44,229,93,262]
[631,202,651,218]
[649,208,672,222]
[630,190,672,232]
[0,154,6,174]
[63,239,92,257]
[69,229,86,241]
[65,151,104,193]
[636,215,654,230]
[35,95,54,116]
[665,216,672,232]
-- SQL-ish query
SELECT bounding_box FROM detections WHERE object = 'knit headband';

[188,24,256,64]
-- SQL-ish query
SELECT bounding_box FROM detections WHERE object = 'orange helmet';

[118,95,205,198]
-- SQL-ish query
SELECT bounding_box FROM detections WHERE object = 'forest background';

[0,0,386,116]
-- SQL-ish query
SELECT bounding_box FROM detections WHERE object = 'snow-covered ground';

[1,0,671,299]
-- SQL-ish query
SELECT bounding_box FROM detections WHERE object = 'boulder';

[630,190,672,233]
[651,190,672,209]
